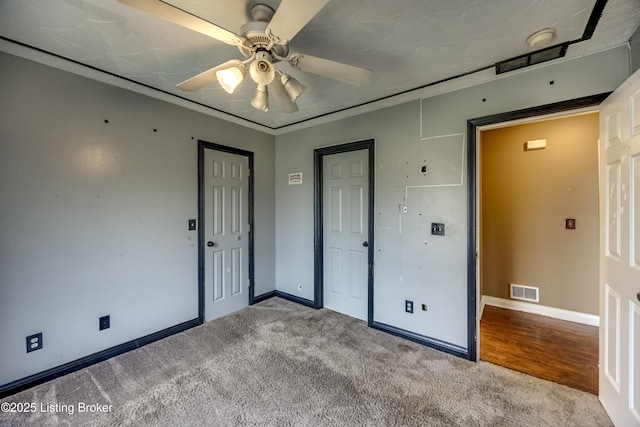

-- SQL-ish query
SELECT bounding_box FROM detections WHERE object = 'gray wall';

[0,52,275,386]
[631,25,640,75]
[275,45,630,350]
[0,42,632,386]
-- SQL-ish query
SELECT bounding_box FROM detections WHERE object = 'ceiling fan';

[118,0,372,113]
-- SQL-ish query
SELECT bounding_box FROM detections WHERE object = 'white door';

[323,149,369,320]
[599,68,640,426]
[204,149,249,322]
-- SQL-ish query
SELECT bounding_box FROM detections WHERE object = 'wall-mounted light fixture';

[525,139,547,151]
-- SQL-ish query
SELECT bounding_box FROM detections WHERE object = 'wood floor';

[480,305,599,394]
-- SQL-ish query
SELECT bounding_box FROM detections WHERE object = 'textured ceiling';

[1,0,639,132]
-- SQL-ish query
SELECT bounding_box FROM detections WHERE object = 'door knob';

[207,241,217,247]
[362,241,369,247]
[637,292,640,303]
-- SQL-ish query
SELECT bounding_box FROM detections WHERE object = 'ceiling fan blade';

[269,77,298,113]
[290,54,371,86]
[176,60,241,91]
[118,0,247,46]
[266,0,330,43]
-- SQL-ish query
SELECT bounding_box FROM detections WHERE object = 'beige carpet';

[0,298,612,426]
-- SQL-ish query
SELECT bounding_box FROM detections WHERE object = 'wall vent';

[510,284,539,303]
[495,42,568,74]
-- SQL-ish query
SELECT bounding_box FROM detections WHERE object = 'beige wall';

[481,113,599,314]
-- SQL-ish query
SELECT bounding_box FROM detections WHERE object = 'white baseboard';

[481,295,599,327]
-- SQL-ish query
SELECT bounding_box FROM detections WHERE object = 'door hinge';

[247,224,251,232]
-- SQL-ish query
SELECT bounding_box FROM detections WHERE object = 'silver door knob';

[362,241,369,247]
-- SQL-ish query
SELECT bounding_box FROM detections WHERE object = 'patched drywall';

[0,52,275,387]
[275,46,630,350]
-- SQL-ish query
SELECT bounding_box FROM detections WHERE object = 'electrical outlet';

[99,315,110,331]
[405,300,413,313]
[26,333,42,353]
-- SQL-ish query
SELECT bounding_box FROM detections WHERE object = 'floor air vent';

[510,284,539,303]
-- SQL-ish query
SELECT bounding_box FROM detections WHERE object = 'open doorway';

[468,96,607,393]
[480,112,600,314]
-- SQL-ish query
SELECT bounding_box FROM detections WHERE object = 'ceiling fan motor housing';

[237,20,288,60]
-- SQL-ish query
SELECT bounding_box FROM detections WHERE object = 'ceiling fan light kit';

[251,84,269,112]
[249,51,276,86]
[216,60,246,94]
[270,75,299,113]
[281,74,305,102]
[118,0,372,113]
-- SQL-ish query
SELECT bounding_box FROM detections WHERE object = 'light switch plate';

[431,223,445,236]
[99,315,110,330]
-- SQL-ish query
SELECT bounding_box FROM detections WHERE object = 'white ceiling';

[1,0,639,133]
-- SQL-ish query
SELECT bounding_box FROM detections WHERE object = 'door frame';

[198,140,255,323]
[467,93,610,360]
[313,139,375,324]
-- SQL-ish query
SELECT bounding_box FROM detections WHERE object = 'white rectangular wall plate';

[525,139,547,150]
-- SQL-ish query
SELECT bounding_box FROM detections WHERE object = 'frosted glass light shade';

[281,74,305,101]
[251,84,269,112]
[216,63,245,94]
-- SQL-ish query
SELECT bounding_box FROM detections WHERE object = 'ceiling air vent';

[510,284,539,303]
[495,42,568,75]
